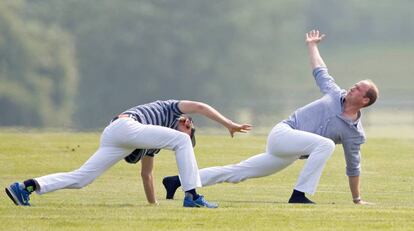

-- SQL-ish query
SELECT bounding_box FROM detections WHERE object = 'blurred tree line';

[1,0,413,129]
[0,0,77,127]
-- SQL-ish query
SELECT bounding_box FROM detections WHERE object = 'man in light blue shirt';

[163,30,379,204]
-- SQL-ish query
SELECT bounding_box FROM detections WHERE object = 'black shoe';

[288,195,315,204]
[162,176,180,200]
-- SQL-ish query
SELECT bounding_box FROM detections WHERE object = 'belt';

[110,113,139,123]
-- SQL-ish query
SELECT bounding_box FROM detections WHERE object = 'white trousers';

[199,122,335,195]
[35,118,202,194]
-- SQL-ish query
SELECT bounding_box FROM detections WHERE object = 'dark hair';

[363,80,379,107]
[190,127,196,147]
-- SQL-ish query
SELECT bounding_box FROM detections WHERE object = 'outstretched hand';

[227,122,252,137]
[306,30,325,44]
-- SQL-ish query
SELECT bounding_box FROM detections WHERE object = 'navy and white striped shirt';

[122,99,183,127]
[121,99,183,163]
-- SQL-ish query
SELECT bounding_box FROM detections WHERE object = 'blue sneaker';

[183,195,218,208]
[5,182,31,206]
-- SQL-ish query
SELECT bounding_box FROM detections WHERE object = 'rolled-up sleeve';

[313,67,341,95]
[342,139,364,176]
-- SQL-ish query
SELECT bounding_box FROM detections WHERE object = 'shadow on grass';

[219,200,284,204]
[43,202,137,208]
[219,199,338,205]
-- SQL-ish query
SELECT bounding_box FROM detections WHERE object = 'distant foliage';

[0,1,78,127]
[1,0,413,128]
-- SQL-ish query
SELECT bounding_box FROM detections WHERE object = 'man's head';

[346,79,379,108]
[176,115,196,147]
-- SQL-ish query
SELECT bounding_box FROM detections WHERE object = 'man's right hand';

[306,29,327,69]
[306,30,325,44]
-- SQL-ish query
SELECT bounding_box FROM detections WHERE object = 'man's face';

[346,80,371,106]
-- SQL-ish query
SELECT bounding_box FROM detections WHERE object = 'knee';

[173,132,192,150]
[322,139,336,154]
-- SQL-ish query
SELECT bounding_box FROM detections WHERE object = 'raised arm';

[306,30,341,94]
[306,30,326,69]
[178,100,252,137]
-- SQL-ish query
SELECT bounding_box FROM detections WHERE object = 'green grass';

[0,132,413,230]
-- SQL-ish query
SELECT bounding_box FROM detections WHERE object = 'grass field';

[0,131,413,230]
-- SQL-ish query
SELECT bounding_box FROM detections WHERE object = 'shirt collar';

[339,95,361,125]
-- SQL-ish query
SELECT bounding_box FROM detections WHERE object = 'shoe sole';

[194,203,217,208]
[183,204,199,208]
[183,203,212,208]
[5,187,20,206]
[189,200,218,208]
[183,201,218,208]
[288,200,316,204]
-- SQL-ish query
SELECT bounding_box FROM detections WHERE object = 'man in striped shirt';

[5,100,252,208]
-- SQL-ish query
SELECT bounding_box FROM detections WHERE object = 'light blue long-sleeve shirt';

[283,67,365,176]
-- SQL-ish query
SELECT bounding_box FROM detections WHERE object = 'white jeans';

[200,122,335,195]
[35,118,202,194]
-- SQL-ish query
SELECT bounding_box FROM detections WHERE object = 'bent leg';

[267,123,336,195]
[33,117,201,195]
[118,119,201,191]
[200,153,297,187]
[294,138,335,195]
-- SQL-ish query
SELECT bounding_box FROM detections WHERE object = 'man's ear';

[363,97,370,106]
[177,117,190,129]
[184,118,192,129]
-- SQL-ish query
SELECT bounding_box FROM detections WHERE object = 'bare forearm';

[180,101,232,128]
[179,100,252,137]
[196,103,232,127]
[348,175,361,202]
[308,43,326,69]
[141,156,157,204]
[142,175,157,204]
[348,175,374,205]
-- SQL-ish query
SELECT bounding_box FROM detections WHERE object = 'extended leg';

[200,153,296,186]
[163,152,297,199]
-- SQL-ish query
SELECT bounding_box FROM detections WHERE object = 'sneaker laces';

[196,196,217,208]
[20,189,31,204]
